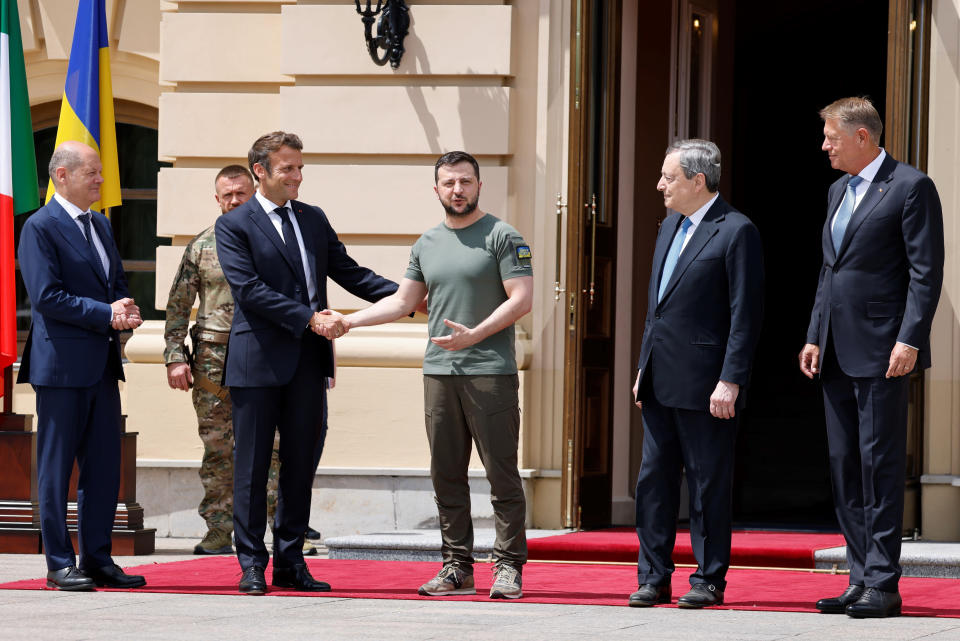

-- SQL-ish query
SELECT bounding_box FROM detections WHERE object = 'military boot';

[194,528,233,555]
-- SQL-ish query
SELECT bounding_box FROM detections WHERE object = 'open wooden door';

[561,0,622,529]
[886,0,931,536]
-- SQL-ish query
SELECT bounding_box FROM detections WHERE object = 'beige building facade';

[11,0,960,541]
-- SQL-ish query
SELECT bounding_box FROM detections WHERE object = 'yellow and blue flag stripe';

[45,0,120,211]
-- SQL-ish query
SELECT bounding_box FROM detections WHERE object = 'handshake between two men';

[308,303,478,353]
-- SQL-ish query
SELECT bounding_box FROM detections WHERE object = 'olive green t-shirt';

[405,213,533,375]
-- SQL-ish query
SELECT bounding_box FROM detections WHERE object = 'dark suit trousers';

[821,342,909,592]
[231,332,327,571]
[635,394,738,590]
[35,369,122,572]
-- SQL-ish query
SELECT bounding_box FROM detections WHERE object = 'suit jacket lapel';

[51,202,107,287]
[836,155,896,258]
[291,201,318,286]
[823,183,846,262]
[658,199,724,304]
[650,217,677,303]
[89,214,115,292]
[249,200,302,280]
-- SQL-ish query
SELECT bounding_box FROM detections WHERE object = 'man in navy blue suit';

[18,141,146,591]
[215,131,398,595]
[629,139,763,609]
[800,97,944,618]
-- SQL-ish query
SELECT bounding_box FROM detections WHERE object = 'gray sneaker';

[489,563,522,599]
[418,565,476,596]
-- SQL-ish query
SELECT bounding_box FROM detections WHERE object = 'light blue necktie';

[658,217,693,302]
[832,175,863,253]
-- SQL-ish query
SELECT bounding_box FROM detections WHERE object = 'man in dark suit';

[629,139,763,609]
[18,141,146,591]
[215,131,398,595]
[800,97,944,618]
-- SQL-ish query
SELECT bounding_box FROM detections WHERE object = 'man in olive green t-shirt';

[322,151,534,599]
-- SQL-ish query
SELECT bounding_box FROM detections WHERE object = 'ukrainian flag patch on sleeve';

[516,245,532,260]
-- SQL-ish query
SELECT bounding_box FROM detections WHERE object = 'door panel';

[561,0,621,529]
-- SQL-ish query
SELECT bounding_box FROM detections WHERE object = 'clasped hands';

[111,297,142,331]
[310,309,348,339]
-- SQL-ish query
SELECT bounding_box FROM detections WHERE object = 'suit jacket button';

[655,313,662,319]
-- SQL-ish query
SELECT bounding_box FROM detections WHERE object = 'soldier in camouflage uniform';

[163,165,283,555]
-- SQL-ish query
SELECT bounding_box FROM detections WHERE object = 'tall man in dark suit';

[18,141,146,591]
[800,97,944,618]
[215,131,398,595]
[629,139,763,609]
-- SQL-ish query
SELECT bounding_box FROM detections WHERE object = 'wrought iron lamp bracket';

[354,0,410,70]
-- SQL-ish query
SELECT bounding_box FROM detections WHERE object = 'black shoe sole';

[677,600,723,609]
[239,588,266,595]
[91,579,146,589]
[272,583,331,592]
[194,546,233,555]
[628,597,671,607]
[846,608,901,619]
[45,580,95,592]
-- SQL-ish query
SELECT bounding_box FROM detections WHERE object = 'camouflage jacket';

[163,225,234,365]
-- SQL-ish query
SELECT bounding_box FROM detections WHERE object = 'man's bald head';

[49,141,104,211]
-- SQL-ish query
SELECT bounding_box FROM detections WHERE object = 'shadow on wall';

[402,27,442,154]
[459,67,509,156]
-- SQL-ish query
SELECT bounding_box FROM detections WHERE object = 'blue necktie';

[78,212,93,246]
[658,217,693,302]
[832,175,863,253]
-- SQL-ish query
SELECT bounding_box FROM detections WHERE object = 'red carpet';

[2,557,959,617]
[528,528,847,568]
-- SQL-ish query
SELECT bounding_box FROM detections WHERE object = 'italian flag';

[0,0,39,397]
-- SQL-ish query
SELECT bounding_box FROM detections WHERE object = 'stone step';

[329,530,960,579]
[326,529,568,562]
[815,541,960,579]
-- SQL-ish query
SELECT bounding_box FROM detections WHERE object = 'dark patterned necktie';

[276,207,308,301]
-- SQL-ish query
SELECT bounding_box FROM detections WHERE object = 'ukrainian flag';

[45,0,120,211]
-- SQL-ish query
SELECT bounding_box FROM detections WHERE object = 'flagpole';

[2,364,10,413]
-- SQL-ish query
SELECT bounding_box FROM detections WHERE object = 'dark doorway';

[729,0,888,528]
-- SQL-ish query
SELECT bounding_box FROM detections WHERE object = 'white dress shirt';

[54,192,110,277]
[680,193,718,253]
[830,149,887,231]
[255,191,318,308]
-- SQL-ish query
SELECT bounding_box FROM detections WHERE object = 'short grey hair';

[665,139,722,192]
[48,145,84,181]
[819,97,883,146]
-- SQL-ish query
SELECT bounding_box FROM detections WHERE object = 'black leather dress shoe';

[82,564,146,589]
[628,582,671,607]
[239,565,267,595]
[816,585,864,613]
[272,563,331,592]
[46,566,95,591]
[846,587,902,618]
[304,527,322,541]
[677,583,724,608]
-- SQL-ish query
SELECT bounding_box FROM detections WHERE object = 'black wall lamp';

[353,0,410,70]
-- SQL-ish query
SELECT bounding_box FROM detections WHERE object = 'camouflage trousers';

[194,369,281,533]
